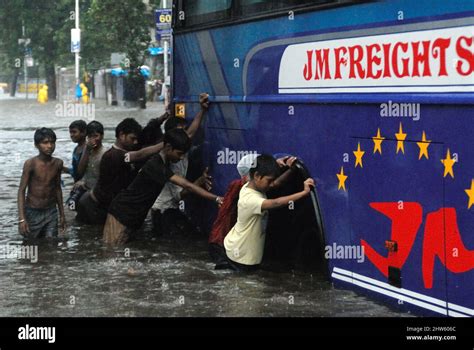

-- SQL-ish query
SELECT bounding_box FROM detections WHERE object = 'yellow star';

[372,128,385,154]
[441,149,456,178]
[465,180,474,209]
[395,123,407,154]
[353,142,365,168]
[337,166,348,191]
[416,131,431,160]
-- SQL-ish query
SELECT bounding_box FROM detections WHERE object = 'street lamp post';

[162,0,169,108]
[163,0,168,81]
[75,0,80,86]
[19,25,30,100]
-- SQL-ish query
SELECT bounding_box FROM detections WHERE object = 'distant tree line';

[0,0,163,99]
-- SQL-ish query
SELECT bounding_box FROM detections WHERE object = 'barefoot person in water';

[17,128,66,239]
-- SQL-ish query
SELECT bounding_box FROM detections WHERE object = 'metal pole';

[22,25,28,100]
[164,42,169,80]
[163,0,168,80]
[162,0,169,107]
[36,65,39,96]
[24,54,28,100]
[75,0,80,85]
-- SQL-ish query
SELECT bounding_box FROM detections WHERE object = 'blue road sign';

[155,9,172,41]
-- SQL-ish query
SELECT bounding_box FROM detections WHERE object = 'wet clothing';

[66,186,86,210]
[103,213,133,245]
[151,156,194,236]
[66,144,86,208]
[108,154,174,230]
[93,145,138,209]
[69,145,84,182]
[209,179,243,248]
[152,155,188,213]
[224,183,268,266]
[151,208,198,236]
[24,206,58,238]
[212,244,260,272]
[68,146,106,211]
[82,146,106,190]
[76,190,107,225]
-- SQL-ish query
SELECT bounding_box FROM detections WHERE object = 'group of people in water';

[17,93,314,271]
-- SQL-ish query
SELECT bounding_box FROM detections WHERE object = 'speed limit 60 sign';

[155,9,172,40]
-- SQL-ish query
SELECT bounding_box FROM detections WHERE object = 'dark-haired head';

[34,128,56,145]
[249,154,280,193]
[164,128,191,152]
[86,121,104,148]
[69,120,87,143]
[163,129,191,163]
[34,128,56,156]
[69,120,87,133]
[164,116,187,133]
[140,118,164,147]
[86,121,104,136]
[115,118,142,138]
[115,118,142,151]
[249,154,280,179]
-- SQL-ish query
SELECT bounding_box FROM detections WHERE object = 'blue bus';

[171,0,474,317]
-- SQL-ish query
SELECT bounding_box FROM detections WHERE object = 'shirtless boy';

[18,128,66,238]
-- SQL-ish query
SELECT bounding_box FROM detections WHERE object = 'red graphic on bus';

[361,202,474,289]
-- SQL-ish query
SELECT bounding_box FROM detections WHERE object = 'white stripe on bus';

[332,267,473,317]
[331,272,448,316]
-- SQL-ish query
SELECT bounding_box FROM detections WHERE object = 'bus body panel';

[173,0,474,316]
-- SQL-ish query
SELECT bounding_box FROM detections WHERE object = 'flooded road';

[0,95,412,317]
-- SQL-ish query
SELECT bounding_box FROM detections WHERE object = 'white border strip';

[332,267,473,317]
[279,86,474,94]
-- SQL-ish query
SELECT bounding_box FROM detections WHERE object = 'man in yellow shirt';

[224,155,314,271]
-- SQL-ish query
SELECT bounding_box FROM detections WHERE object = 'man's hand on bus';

[303,178,315,194]
[199,93,209,110]
[196,167,213,191]
[276,156,289,168]
[276,156,297,168]
[286,156,298,168]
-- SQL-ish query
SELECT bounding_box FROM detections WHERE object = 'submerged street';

[0,95,412,317]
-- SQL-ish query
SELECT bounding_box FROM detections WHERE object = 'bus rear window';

[176,0,345,29]
[239,0,337,16]
[182,0,232,27]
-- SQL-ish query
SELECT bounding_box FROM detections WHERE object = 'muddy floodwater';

[0,95,412,317]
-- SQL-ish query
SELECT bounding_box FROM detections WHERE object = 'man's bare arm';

[180,167,212,198]
[186,93,209,139]
[271,167,294,189]
[17,160,32,234]
[157,111,170,124]
[186,109,205,140]
[125,142,164,163]
[271,156,297,189]
[262,178,314,211]
[56,161,66,234]
[76,145,90,179]
[169,174,221,203]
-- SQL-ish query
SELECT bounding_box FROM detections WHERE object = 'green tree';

[0,0,28,96]
[87,0,151,102]
[1,0,155,100]
[0,0,78,99]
